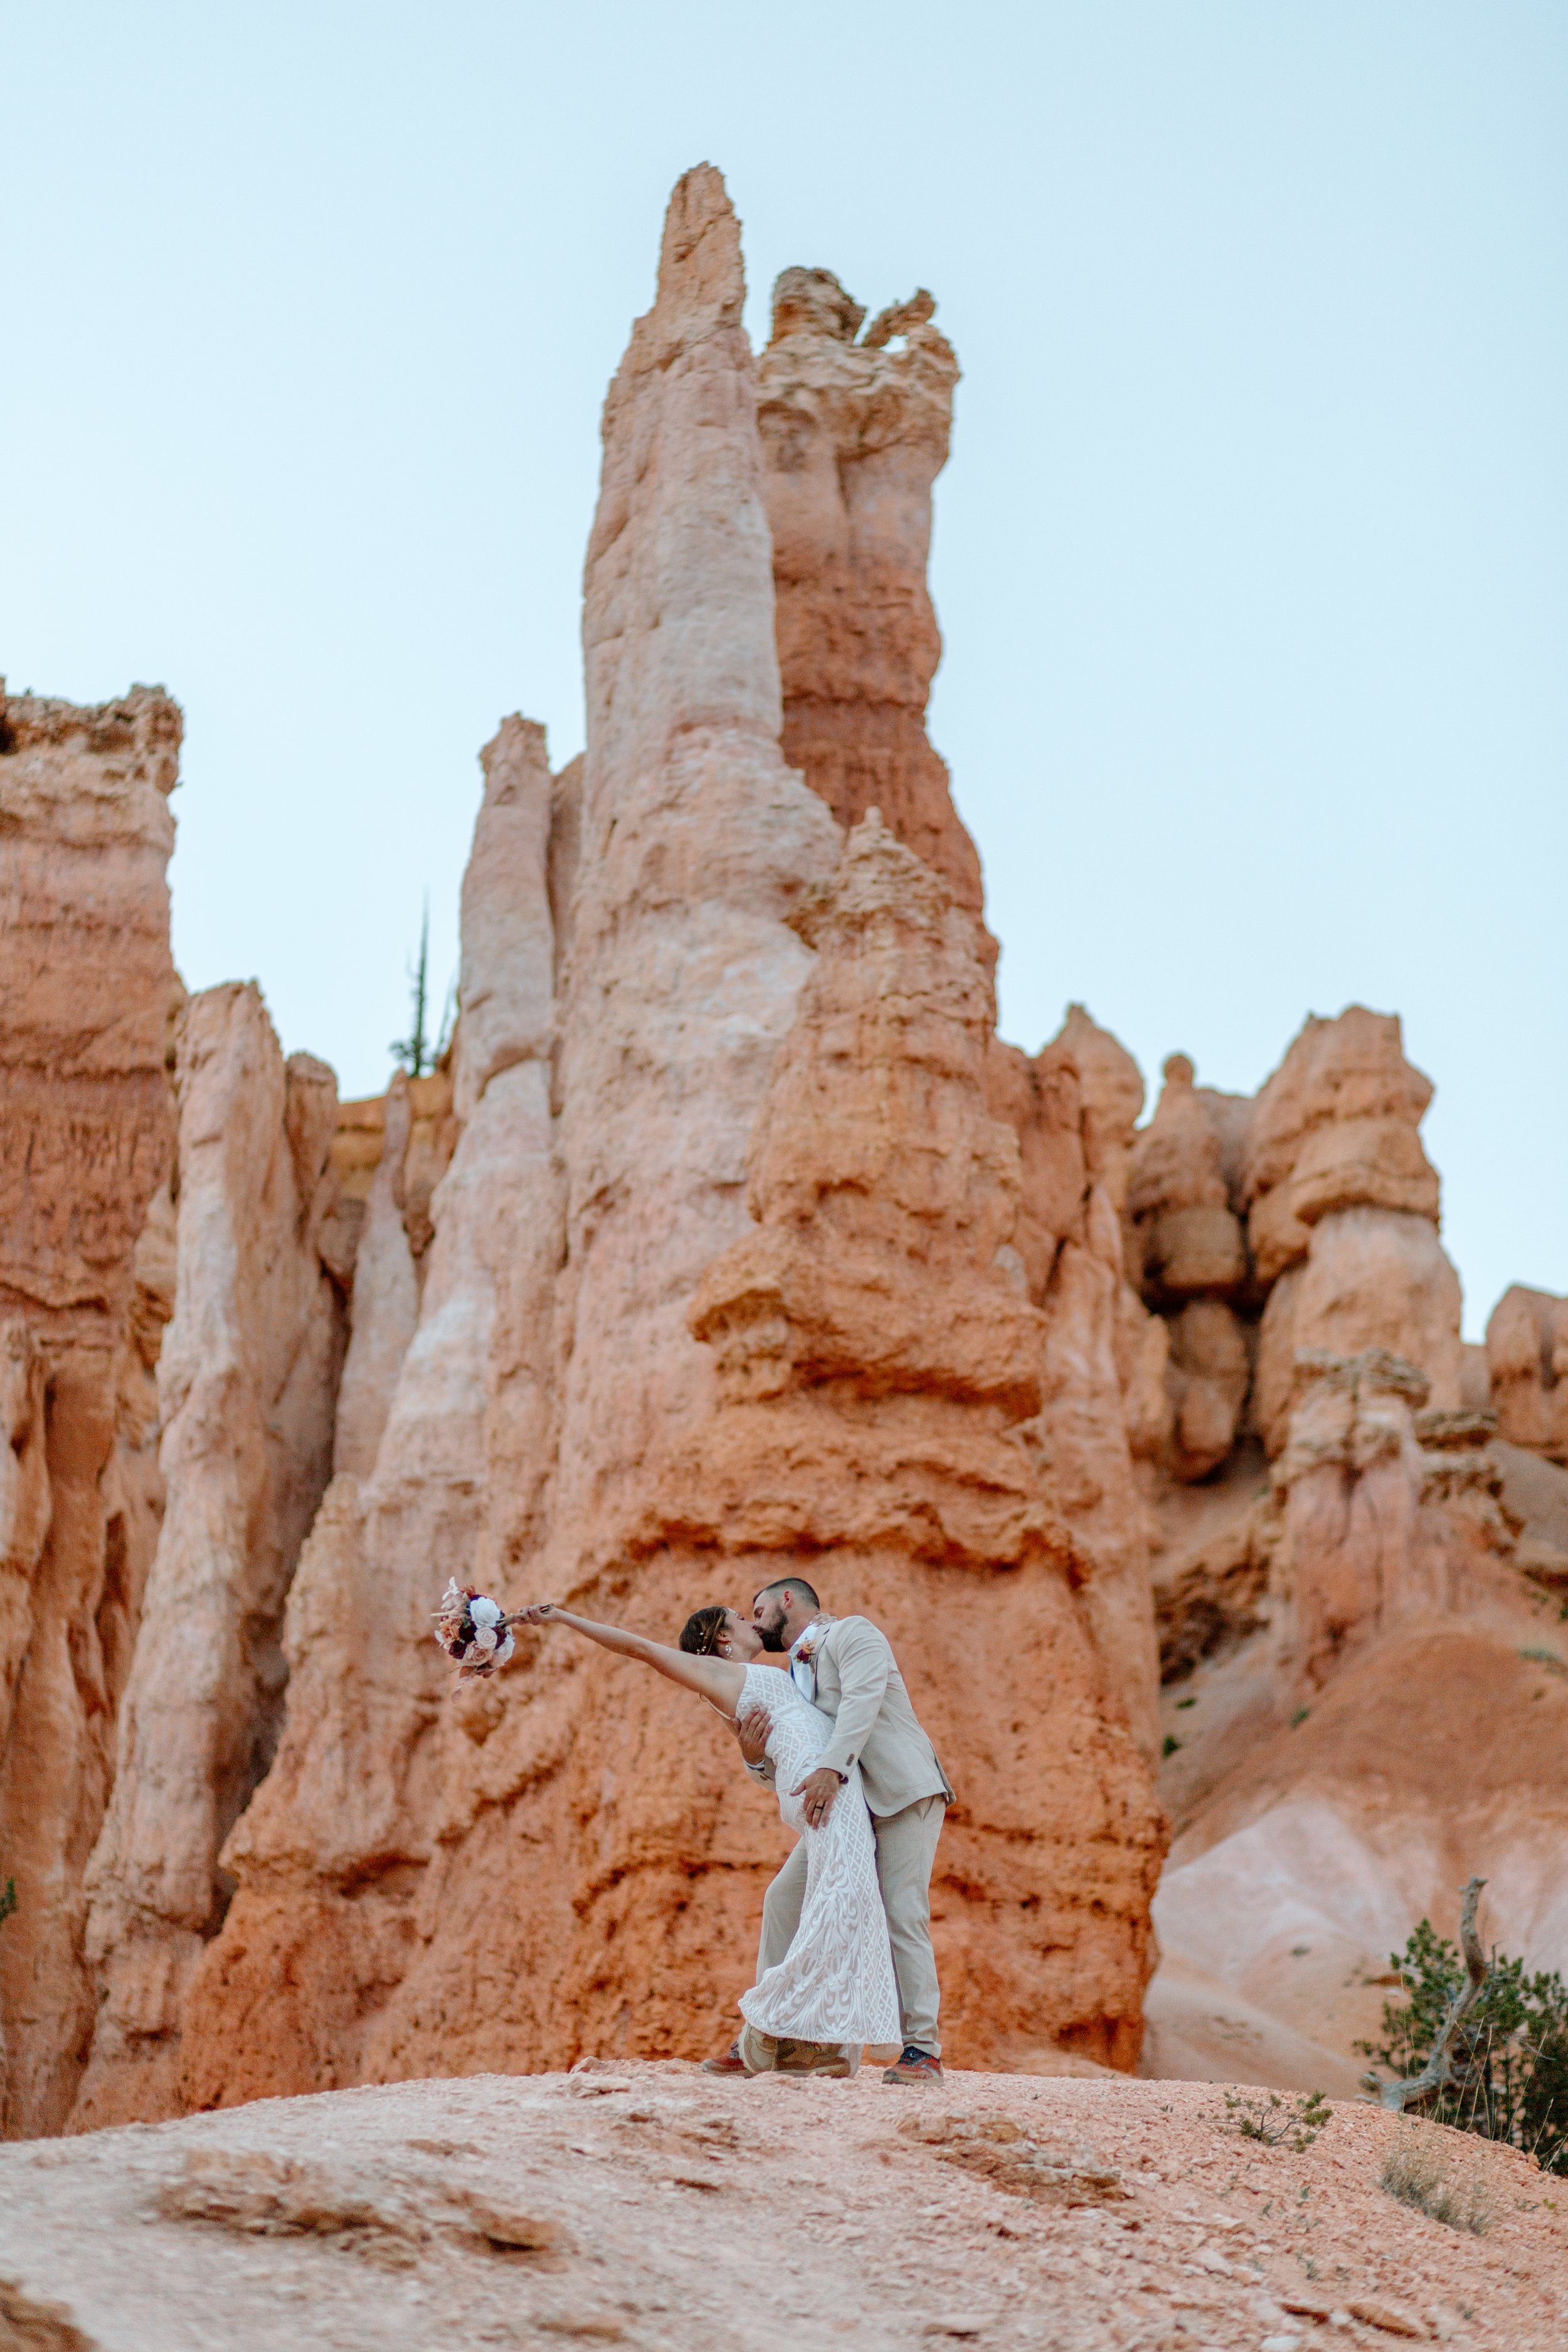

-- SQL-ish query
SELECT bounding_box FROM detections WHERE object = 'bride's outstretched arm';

[521,1604,746,1715]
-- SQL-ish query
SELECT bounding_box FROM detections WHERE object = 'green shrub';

[1360,1919,1568,2173]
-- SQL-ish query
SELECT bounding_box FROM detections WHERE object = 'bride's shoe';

[737,2024,780,2074]
[775,2037,852,2079]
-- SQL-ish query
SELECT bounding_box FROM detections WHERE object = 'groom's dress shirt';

[758,1614,953,1818]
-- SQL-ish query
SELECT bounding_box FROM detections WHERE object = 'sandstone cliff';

[1488,1283,1568,1465]
[987,1011,1167,1758]
[679,814,1165,2063]
[8,164,1560,2146]
[164,169,1165,2107]
[0,684,180,2136]
[73,986,346,2129]
[1121,1009,1568,2097]
[1145,1357,1568,2095]
[758,265,986,925]
[1127,1007,1462,1493]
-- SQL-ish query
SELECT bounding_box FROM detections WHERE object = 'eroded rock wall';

[169,170,1167,2107]
[73,987,346,2129]
[177,164,840,2102]
[678,813,1164,2062]
[0,684,181,2136]
[986,1010,1166,1759]
[1487,1285,1568,1466]
[1127,1008,1463,1512]
[1144,1339,1568,2095]
[758,267,985,925]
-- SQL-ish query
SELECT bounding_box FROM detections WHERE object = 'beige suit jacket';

[759,1615,952,1818]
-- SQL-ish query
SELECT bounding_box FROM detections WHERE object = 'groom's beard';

[755,1619,787,1654]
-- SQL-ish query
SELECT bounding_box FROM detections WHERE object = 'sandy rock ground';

[1,2063,1564,2351]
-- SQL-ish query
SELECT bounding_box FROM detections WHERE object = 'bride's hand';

[734,1707,770,1767]
[520,1602,559,1624]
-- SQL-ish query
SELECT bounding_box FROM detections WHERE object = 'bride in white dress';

[519,1599,900,2063]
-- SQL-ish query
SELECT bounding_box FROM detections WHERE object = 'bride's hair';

[679,1604,729,1657]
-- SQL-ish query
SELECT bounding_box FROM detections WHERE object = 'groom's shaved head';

[753,1577,819,1613]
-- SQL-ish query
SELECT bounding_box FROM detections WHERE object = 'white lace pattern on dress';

[735,1665,900,2045]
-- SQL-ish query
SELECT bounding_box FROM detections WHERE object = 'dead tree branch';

[1375,1875,1490,2112]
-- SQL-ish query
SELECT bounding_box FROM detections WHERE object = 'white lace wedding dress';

[735,1665,901,2045]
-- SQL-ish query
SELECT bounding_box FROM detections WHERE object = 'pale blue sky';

[4,3,1563,1335]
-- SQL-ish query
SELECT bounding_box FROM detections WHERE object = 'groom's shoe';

[882,2045,943,2084]
[701,2038,751,2077]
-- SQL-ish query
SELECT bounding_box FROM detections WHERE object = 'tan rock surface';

[1163,1297,1252,1485]
[1244,1011,1461,1454]
[74,987,346,2129]
[1149,1624,1568,2102]
[177,173,1168,2101]
[330,1076,418,1478]
[0,684,181,2137]
[2,2063,1565,2349]
[452,716,555,1126]
[1488,1285,1568,1465]
[1145,1331,1568,2099]
[758,266,985,923]
[177,167,847,2099]
[1125,1055,1254,1483]
[674,812,1165,2063]
[984,1008,1165,1757]
[36,164,1568,2169]
[550,164,842,1569]
[1242,1008,1441,1282]
[1128,1054,1247,1304]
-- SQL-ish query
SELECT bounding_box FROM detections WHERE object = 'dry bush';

[1380,2124,1493,2235]
[1222,2087,1332,2151]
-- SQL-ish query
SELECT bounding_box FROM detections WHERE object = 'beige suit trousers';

[758,1793,946,2054]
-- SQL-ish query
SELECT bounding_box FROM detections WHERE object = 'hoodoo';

[0,171,1559,2145]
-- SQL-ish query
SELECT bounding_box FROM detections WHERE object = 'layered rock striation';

[677,815,1165,2063]
[758,266,985,925]
[7,164,1560,2137]
[162,168,1165,2109]
[1488,1284,1568,1466]
[75,987,346,2128]
[0,684,181,2136]
[1128,1006,1463,1491]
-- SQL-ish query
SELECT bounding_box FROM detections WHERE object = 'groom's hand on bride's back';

[734,1708,771,1767]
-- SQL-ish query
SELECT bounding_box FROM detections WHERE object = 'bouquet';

[433,1579,519,1679]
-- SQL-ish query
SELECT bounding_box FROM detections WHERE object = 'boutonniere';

[792,1622,824,1668]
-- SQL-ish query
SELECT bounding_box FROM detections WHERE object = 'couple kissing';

[521,1577,953,2082]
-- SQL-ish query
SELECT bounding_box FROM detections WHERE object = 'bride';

[519,1598,900,2072]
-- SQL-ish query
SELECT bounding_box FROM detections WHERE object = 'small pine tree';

[1360,1919,1568,2173]
[390,899,433,1078]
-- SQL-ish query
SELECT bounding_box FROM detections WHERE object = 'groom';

[706,1576,953,2085]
